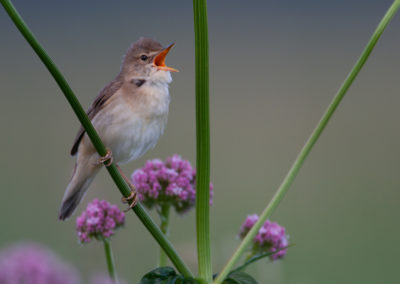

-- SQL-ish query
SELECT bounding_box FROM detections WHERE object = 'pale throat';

[144,71,171,114]
[126,68,172,87]
[124,69,172,117]
[148,69,172,85]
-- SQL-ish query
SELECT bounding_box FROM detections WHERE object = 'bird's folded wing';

[70,77,123,156]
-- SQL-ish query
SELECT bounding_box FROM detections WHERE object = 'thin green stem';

[214,1,400,283]
[159,204,171,267]
[103,239,118,284]
[193,0,212,283]
[0,0,193,278]
[230,245,293,274]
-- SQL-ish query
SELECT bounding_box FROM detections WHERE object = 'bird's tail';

[58,161,100,220]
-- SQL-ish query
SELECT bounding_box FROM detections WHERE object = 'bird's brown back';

[70,77,123,156]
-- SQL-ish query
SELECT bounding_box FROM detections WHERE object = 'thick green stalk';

[159,204,171,267]
[214,1,400,283]
[193,0,212,283]
[103,239,118,284]
[0,0,193,278]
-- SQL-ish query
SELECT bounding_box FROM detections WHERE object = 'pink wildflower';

[239,214,289,260]
[76,199,125,243]
[0,243,80,284]
[131,154,213,213]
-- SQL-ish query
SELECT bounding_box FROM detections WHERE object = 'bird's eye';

[140,55,148,61]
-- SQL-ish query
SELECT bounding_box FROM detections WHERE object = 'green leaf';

[139,267,176,284]
[223,271,258,284]
[139,267,199,284]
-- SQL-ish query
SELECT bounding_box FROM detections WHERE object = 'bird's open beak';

[153,43,179,72]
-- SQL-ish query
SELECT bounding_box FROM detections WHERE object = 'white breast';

[93,79,170,164]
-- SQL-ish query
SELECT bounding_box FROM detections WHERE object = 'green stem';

[193,0,212,283]
[0,0,193,278]
[230,245,293,274]
[214,1,400,283]
[103,239,118,284]
[159,204,171,267]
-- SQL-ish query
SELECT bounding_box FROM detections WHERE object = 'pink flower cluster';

[0,243,79,284]
[76,199,125,243]
[239,214,289,260]
[132,154,213,213]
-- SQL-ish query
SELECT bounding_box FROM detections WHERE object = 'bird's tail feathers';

[58,162,100,220]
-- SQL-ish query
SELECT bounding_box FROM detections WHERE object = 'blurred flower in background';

[239,214,289,260]
[0,242,80,284]
[131,154,213,213]
[76,199,125,243]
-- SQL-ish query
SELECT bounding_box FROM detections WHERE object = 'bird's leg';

[96,148,113,167]
[116,165,138,210]
[122,191,137,212]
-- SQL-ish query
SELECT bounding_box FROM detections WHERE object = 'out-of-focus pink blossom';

[131,154,213,213]
[76,199,125,243]
[239,214,289,260]
[0,243,80,284]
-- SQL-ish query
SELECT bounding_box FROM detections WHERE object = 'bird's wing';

[70,78,123,156]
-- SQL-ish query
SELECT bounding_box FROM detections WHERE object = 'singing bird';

[59,37,178,220]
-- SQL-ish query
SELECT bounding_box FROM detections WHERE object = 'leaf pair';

[222,271,257,284]
[140,267,257,284]
[139,267,198,284]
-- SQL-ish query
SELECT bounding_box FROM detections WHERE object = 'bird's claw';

[96,148,113,167]
[122,190,137,212]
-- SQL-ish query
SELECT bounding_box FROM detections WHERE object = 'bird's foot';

[122,190,138,212]
[116,164,138,210]
[96,148,113,167]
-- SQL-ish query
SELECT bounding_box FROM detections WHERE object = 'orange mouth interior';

[153,43,179,72]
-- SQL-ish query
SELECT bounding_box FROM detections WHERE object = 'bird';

[58,37,178,220]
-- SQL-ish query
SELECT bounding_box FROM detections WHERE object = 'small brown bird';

[59,37,178,220]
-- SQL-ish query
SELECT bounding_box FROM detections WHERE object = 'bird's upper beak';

[153,43,179,72]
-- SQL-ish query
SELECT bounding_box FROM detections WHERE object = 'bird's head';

[122,37,178,84]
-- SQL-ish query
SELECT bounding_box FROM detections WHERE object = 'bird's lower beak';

[153,43,179,72]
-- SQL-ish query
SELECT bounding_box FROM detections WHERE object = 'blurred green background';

[1,0,400,283]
